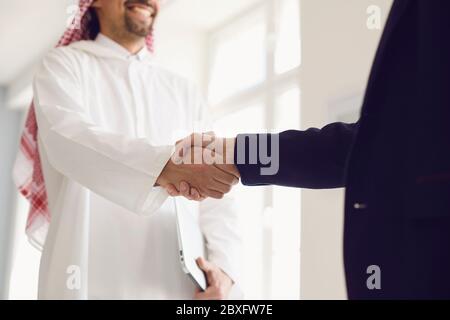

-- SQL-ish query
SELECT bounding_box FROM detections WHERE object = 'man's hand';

[157,141,239,199]
[194,257,233,300]
[164,133,240,201]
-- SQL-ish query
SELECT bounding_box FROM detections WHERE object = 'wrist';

[156,158,174,186]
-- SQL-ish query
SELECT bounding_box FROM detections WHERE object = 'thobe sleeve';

[189,87,242,292]
[33,48,174,215]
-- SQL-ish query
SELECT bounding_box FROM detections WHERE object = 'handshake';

[156,133,240,201]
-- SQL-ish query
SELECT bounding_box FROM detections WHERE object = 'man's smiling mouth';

[125,1,156,19]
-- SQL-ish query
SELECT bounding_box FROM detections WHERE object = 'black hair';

[87,8,100,40]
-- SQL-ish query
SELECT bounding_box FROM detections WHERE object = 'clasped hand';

[156,133,239,201]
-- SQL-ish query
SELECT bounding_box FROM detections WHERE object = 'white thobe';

[32,34,241,300]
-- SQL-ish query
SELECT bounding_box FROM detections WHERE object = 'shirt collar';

[95,33,151,61]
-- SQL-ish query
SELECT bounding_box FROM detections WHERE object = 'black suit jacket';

[235,0,450,299]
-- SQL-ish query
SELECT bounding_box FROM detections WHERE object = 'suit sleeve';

[234,122,358,189]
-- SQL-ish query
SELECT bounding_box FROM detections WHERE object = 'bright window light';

[274,87,301,131]
[213,104,269,299]
[269,87,301,299]
[213,104,266,136]
[208,0,302,300]
[209,22,266,105]
[272,186,301,299]
[275,0,301,74]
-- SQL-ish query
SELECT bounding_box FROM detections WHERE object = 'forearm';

[36,104,173,215]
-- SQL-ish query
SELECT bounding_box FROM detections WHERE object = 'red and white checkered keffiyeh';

[13,0,157,249]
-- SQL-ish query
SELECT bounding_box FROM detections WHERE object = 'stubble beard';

[124,14,154,38]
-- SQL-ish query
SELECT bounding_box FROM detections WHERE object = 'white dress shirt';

[33,34,241,299]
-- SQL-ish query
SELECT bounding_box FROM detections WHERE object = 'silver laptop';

[174,198,207,291]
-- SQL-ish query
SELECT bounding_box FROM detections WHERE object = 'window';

[209,20,266,105]
[207,0,302,299]
[275,0,302,74]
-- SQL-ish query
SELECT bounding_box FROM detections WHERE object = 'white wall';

[299,0,393,299]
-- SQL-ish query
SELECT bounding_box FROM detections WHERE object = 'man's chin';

[125,17,154,37]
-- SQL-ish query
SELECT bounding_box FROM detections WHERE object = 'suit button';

[353,203,367,210]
